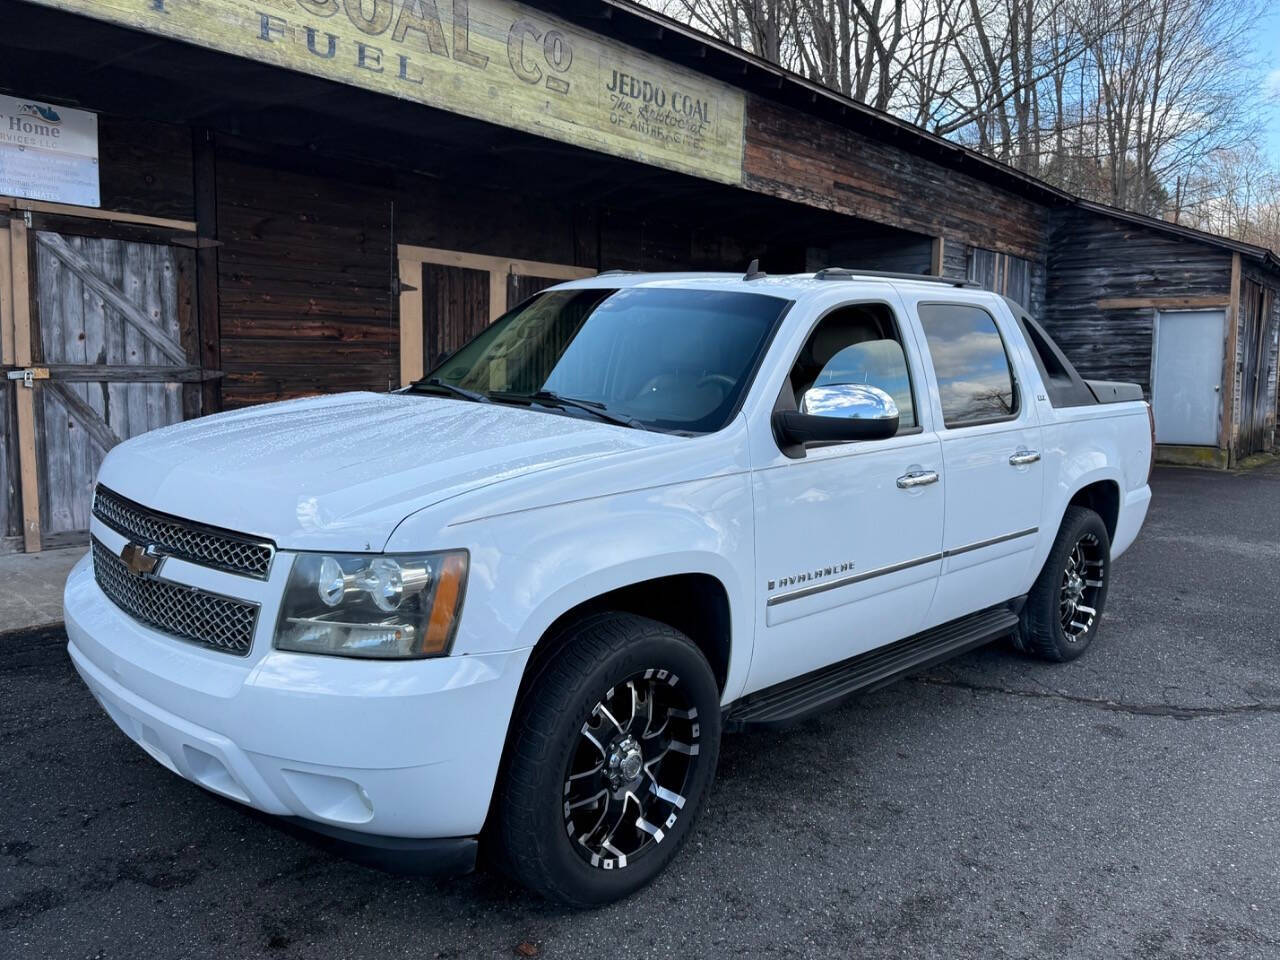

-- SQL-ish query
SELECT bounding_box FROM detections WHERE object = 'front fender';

[389,472,756,705]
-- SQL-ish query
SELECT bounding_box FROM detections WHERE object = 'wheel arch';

[1065,477,1121,542]
[522,571,735,699]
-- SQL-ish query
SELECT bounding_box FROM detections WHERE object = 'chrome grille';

[92,485,274,579]
[91,539,259,656]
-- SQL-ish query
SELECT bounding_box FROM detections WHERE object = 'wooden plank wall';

[1043,208,1234,393]
[209,142,825,406]
[742,97,1050,265]
[96,117,195,222]
[214,151,397,408]
[1239,264,1280,454]
[808,233,934,275]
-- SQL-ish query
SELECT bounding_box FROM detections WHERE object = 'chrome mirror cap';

[799,383,899,421]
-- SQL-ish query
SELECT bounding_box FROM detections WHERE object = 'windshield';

[422,287,789,433]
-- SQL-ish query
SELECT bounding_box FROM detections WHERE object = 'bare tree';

[648,0,1276,248]
[1178,146,1280,252]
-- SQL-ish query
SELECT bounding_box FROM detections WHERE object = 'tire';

[1019,506,1112,662]
[492,613,722,906]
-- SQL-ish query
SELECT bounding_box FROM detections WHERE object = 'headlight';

[274,550,468,659]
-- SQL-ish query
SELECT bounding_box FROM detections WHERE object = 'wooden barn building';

[0,0,1277,553]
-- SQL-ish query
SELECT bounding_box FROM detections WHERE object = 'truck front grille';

[92,485,274,580]
[91,538,259,656]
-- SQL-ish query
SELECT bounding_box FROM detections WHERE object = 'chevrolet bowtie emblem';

[120,542,162,577]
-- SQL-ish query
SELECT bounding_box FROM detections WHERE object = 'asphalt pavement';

[3,462,1279,959]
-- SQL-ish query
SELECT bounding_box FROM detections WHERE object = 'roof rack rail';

[595,269,639,277]
[813,268,979,288]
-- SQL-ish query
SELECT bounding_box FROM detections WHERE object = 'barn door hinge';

[393,277,418,295]
[6,367,49,387]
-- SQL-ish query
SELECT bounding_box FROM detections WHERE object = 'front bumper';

[65,553,531,842]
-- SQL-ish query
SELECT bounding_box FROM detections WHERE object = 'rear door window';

[917,303,1018,427]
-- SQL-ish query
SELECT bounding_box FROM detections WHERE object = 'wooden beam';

[47,381,123,454]
[398,258,423,387]
[397,244,596,281]
[3,197,196,233]
[489,269,508,324]
[193,128,222,415]
[1096,295,1231,311]
[9,218,40,552]
[0,223,12,366]
[1220,252,1242,459]
[40,364,223,382]
[929,237,944,277]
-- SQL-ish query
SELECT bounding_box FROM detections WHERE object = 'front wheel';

[492,613,721,906]
[1019,506,1112,662]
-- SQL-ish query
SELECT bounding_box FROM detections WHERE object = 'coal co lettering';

[258,1,575,95]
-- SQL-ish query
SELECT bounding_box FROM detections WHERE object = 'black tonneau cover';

[1084,380,1145,404]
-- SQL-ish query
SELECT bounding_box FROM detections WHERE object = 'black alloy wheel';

[562,667,701,871]
[1018,505,1112,662]
[491,613,721,906]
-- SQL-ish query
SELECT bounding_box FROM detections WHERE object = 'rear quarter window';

[917,303,1018,427]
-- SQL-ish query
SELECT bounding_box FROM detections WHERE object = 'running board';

[724,604,1022,730]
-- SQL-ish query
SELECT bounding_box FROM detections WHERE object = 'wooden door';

[420,262,491,372]
[26,219,201,546]
[397,246,595,386]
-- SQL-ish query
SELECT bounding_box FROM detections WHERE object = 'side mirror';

[773,383,900,447]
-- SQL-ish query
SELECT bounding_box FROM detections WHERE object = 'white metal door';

[748,431,945,692]
[1152,310,1225,446]
[906,297,1044,628]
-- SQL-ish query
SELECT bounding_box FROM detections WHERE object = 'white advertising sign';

[0,96,100,207]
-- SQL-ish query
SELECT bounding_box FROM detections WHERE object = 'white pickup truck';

[65,269,1152,905]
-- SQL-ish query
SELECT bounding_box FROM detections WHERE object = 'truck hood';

[96,392,674,550]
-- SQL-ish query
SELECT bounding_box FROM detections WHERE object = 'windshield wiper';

[407,378,491,403]
[491,390,646,430]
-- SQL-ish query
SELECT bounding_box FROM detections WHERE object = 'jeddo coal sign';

[33,0,748,185]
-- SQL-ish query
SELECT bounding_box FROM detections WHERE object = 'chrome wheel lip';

[562,668,700,871]
[1060,532,1105,642]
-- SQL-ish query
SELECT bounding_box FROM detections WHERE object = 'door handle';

[1009,449,1041,466]
[896,470,940,489]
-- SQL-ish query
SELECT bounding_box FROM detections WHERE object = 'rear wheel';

[1019,506,1111,662]
[492,613,721,906]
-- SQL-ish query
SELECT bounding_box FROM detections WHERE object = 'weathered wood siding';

[807,233,934,275]
[1238,265,1280,454]
[214,151,397,408]
[743,97,1050,264]
[1042,208,1233,392]
[97,117,195,222]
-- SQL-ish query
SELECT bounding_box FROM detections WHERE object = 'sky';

[1258,5,1280,160]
